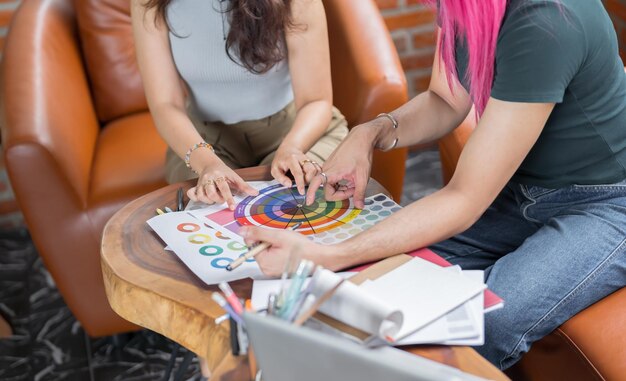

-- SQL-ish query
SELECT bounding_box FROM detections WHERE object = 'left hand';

[240,226,328,277]
[271,147,320,195]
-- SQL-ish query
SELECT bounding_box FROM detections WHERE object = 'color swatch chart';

[147,211,263,284]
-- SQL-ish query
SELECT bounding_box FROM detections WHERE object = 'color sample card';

[310,193,402,245]
[147,211,263,284]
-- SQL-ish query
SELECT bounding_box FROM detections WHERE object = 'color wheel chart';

[234,183,362,235]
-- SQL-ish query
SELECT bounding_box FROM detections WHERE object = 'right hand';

[305,123,379,209]
[188,158,258,210]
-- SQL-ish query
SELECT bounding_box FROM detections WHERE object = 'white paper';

[360,258,486,341]
[441,270,485,346]
[147,211,262,284]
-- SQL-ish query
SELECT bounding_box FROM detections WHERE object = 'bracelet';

[184,141,214,172]
[375,112,399,152]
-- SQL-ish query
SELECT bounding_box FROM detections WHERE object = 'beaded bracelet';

[375,112,399,152]
[184,141,214,172]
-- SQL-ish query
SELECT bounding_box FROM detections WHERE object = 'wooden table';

[101,166,509,381]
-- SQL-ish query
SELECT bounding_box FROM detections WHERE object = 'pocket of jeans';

[572,178,626,191]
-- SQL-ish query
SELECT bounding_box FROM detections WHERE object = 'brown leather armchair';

[439,116,626,381]
[0,0,407,337]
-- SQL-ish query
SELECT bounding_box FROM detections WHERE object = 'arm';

[244,99,554,275]
[271,0,335,194]
[305,29,472,207]
[131,1,256,208]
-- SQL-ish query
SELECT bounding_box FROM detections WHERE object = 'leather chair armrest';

[1,0,100,207]
[324,0,409,200]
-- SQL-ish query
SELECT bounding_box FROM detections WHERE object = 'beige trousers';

[165,102,349,184]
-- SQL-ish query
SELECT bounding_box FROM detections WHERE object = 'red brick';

[384,9,436,31]
[412,30,436,49]
[375,0,398,10]
[400,52,435,70]
[392,35,407,53]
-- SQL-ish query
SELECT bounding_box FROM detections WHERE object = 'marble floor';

[0,148,442,381]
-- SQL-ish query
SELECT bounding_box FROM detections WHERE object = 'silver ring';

[319,172,328,186]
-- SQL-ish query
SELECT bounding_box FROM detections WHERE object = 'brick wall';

[376,0,626,98]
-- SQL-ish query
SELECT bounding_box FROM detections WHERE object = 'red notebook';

[351,248,504,312]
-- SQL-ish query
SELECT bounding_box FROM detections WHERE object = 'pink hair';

[423,0,508,116]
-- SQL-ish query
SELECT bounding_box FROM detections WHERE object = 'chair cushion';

[89,112,167,218]
[74,0,147,123]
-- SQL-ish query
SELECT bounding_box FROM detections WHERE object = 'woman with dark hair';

[241,0,626,370]
[132,0,348,209]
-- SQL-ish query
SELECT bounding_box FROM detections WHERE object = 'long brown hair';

[145,0,294,74]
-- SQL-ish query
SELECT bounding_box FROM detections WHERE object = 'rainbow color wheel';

[234,183,361,235]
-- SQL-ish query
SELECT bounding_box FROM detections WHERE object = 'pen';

[218,282,244,315]
[279,260,312,318]
[156,208,165,215]
[212,292,243,325]
[177,187,184,211]
[226,222,302,271]
[267,293,277,316]
[164,206,174,213]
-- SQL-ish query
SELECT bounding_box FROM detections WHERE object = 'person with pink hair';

[241,0,626,369]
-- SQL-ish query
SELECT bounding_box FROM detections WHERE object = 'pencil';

[156,208,165,215]
[225,222,302,271]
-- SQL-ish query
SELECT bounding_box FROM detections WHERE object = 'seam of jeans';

[519,185,542,223]
[501,236,626,368]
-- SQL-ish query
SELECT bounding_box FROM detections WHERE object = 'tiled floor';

[0,148,442,381]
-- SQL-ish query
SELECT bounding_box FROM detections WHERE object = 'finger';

[203,182,224,204]
[228,173,259,197]
[302,163,317,184]
[289,156,306,195]
[305,174,323,205]
[216,178,236,210]
[271,165,292,188]
[353,172,368,209]
[326,186,355,201]
[187,187,199,202]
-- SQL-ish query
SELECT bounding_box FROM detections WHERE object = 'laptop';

[243,313,487,381]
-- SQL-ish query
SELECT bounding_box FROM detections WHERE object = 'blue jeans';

[430,179,626,370]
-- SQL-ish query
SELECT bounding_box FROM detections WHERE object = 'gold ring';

[300,159,313,167]
[214,176,226,183]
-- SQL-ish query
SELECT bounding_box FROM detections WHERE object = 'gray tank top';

[167,0,294,124]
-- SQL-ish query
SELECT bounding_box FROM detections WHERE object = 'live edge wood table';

[101,166,509,381]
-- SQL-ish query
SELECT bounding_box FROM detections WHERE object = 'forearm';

[279,100,333,153]
[321,186,482,271]
[374,90,471,150]
[151,104,221,171]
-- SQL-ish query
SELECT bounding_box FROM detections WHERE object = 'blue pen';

[280,260,313,319]
[212,292,244,325]
[285,266,320,321]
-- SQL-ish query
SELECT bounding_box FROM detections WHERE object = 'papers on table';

[251,258,492,346]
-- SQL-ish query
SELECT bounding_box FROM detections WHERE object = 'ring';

[319,172,328,186]
[203,180,214,187]
[300,159,313,167]
[214,176,226,183]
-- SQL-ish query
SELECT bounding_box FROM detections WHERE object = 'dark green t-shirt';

[454,0,626,187]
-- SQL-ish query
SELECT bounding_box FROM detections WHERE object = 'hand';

[271,147,319,195]
[188,158,258,210]
[240,226,330,277]
[306,124,378,209]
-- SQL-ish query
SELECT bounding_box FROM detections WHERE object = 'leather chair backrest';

[74,0,148,124]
